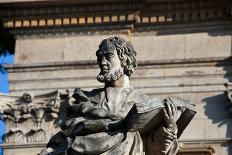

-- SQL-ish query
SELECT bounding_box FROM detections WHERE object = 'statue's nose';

[101,57,107,66]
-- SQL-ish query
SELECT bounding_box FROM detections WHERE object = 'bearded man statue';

[39,37,195,155]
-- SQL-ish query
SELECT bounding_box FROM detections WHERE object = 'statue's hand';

[163,97,178,134]
[38,147,54,155]
[147,98,179,155]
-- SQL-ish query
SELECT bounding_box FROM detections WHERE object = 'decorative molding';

[178,146,215,155]
[2,11,228,28]
[0,142,47,149]
[3,20,230,38]
[3,8,225,29]
[179,138,232,144]
[5,57,232,73]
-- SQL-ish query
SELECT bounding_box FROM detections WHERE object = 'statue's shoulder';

[127,89,151,103]
[72,87,104,103]
[73,87,104,96]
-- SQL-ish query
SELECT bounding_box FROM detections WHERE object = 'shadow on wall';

[203,57,232,154]
[203,93,232,154]
[219,57,232,83]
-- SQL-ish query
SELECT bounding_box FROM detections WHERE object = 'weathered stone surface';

[130,35,186,61]
[185,33,232,59]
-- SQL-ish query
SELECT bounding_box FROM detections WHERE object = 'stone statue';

[40,37,195,155]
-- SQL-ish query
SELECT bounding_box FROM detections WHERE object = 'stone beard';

[97,67,124,83]
[40,37,195,155]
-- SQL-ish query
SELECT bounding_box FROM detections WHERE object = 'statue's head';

[96,37,137,83]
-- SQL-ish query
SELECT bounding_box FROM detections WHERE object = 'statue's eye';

[97,57,102,63]
[106,53,114,59]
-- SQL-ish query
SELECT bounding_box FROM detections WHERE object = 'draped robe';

[46,87,179,155]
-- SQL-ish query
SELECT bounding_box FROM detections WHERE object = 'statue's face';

[97,47,120,74]
[97,45,124,83]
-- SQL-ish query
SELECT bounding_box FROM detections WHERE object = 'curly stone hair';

[96,37,137,77]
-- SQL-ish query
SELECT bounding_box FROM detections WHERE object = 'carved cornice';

[0,2,142,18]
[0,0,229,18]
[0,0,231,36]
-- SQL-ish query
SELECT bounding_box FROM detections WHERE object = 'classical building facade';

[0,0,232,154]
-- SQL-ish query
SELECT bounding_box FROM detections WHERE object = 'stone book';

[125,96,196,138]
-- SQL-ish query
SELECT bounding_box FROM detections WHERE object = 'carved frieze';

[27,129,46,143]
[4,129,25,144]
[0,90,61,144]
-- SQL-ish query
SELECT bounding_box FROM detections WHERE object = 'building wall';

[14,31,231,64]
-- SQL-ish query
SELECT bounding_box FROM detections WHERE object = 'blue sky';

[0,54,14,94]
[0,53,13,154]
